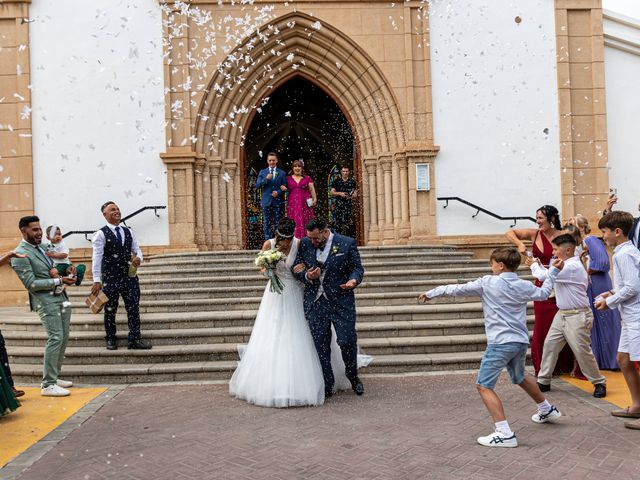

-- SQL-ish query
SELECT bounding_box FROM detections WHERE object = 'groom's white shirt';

[314,231,334,301]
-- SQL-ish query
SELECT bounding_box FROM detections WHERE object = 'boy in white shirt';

[419,247,564,448]
[529,234,606,397]
[595,211,640,430]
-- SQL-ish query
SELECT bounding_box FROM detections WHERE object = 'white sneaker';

[477,431,518,448]
[532,405,562,424]
[56,379,73,388]
[41,385,70,397]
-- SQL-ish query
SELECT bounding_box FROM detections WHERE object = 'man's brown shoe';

[12,387,25,398]
[611,407,640,418]
[624,419,640,430]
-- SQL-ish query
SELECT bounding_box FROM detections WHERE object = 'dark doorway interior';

[243,76,358,249]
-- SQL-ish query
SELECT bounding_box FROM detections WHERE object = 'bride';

[229,217,370,407]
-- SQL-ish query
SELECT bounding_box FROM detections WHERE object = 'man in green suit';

[10,216,76,397]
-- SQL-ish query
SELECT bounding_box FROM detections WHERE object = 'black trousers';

[0,330,14,387]
[307,296,358,391]
[102,275,141,342]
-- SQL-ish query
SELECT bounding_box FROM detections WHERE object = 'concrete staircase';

[2,245,533,384]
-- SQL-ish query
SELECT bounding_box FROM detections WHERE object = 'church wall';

[429,0,563,235]
[603,27,640,215]
[28,0,168,248]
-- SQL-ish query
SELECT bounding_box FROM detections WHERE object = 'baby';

[45,225,86,288]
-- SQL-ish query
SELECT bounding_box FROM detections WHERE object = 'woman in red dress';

[506,205,573,376]
[285,159,317,238]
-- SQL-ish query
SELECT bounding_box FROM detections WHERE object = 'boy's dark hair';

[552,233,577,247]
[598,211,634,237]
[490,247,521,271]
[306,217,327,232]
[18,215,39,230]
[267,151,279,160]
[101,201,115,213]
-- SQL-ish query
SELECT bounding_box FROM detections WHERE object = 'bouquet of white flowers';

[254,249,286,294]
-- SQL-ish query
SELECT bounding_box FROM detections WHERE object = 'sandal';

[611,407,640,418]
[625,420,640,430]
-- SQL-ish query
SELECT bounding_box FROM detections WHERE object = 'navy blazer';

[292,234,364,318]
[256,167,287,208]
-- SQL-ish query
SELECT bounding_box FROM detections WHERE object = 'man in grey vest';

[91,202,151,351]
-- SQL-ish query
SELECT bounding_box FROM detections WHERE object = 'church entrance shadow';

[242,76,360,249]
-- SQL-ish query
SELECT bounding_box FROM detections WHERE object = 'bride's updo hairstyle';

[275,217,296,247]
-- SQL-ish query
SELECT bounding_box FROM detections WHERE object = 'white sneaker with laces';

[531,405,562,424]
[41,385,70,397]
[56,379,73,388]
[477,431,518,448]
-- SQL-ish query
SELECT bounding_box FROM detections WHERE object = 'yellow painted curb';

[561,371,631,408]
[0,387,106,468]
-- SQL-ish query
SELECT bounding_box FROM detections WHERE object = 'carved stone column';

[375,157,385,243]
[160,148,198,247]
[194,157,206,249]
[202,162,212,249]
[396,156,411,243]
[363,156,379,244]
[224,159,239,248]
[380,156,395,244]
[208,157,223,248]
[218,168,228,246]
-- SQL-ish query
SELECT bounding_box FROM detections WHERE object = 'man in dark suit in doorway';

[256,152,287,240]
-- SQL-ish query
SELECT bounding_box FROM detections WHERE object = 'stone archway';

[162,10,440,250]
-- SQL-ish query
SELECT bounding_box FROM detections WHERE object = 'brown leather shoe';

[624,419,640,430]
[611,407,640,418]
[12,387,25,398]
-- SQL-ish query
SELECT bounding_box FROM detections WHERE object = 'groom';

[292,218,365,397]
[256,152,287,240]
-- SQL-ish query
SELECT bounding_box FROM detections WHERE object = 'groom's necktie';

[115,226,123,246]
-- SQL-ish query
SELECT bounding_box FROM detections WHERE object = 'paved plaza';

[3,373,640,480]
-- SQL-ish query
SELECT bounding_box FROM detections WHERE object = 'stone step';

[7,333,505,365]
[133,267,498,289]
[3,317,534,347]
[148,245,467,262]
[139,258,487,276]
[10,350,521,384]
[64,291,484,312]
[1,304,535,332]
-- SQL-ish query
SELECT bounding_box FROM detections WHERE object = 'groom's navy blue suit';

[292,233,364,392]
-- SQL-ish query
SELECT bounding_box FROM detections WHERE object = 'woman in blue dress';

[573,215,621,370]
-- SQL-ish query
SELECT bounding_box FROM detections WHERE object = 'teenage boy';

[419,247,563,448]
[529,234,606,397]
[595,211,640,430]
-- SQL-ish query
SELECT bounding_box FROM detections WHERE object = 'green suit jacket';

[11,240,69,311]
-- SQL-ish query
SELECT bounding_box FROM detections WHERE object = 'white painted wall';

[429,0,561,235]
[604,47,640,217]
[29,0,167,248]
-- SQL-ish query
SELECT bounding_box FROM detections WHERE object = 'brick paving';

[5,374,640,480]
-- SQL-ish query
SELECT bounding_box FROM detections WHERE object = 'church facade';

[1,0,638,302]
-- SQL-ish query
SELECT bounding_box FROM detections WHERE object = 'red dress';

[286,175,315,238]
[530,232,574,376]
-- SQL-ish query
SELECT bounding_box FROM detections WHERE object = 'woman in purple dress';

[285,159,317,238]
[573,215,621,370]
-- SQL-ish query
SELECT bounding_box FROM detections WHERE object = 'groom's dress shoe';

[106,338,117,350]
[351,378,364,396]
[325,388,333,398]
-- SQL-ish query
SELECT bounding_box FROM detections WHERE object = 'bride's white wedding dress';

[229,237,371,407]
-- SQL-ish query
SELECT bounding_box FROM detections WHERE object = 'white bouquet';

[254,249,285,294]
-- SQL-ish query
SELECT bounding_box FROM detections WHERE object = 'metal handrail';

[437,197,536,228]
[61,205,167,240]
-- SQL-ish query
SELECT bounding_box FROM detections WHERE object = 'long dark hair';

[537,205,561,230]
[275,217,296,247]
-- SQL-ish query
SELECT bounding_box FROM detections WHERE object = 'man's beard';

[27,234,41,245]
